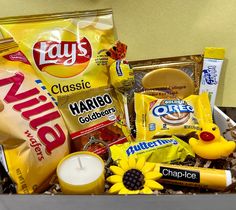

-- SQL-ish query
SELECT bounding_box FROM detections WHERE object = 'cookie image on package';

[159,100,191,126]
[142,68,195,99]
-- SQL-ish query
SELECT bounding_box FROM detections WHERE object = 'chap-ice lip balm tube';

[154,163,232,191]
[199,47,225,110]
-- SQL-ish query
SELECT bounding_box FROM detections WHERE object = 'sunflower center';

[122,169,145,191]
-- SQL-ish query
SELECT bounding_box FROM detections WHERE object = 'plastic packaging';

[110,136,194,164]
[126,55,203,129]
[0,39,70,194]
[199,47,225,110]
[0,9,115,98]
[129,55,203,96]
[58,86,132,154]
[107,41,134,93]
[135,91,212,140]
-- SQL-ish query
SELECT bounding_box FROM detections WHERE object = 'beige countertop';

[0,0,235,107]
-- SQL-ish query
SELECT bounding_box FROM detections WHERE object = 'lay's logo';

[33,37,92,78]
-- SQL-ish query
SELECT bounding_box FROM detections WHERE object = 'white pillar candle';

[57,151,105,194]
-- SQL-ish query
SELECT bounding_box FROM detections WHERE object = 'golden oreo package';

[0,9,115,98]
[135,92,212,140]
[58,87,132,154]
[0,39,70,194]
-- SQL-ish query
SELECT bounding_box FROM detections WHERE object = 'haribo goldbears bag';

[58,86,132,154]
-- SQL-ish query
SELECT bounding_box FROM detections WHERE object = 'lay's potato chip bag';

[0,39,70,194]
[0,9,115,98]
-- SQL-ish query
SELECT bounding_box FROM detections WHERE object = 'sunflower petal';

[145,180,164,190]
[126,190,140,194]
[119,159,129,171]
[141,162,155,173]
[106,175,122,184]
[118,187,129,194]
[128,156,136,168]
[109,183,125,194]
[136,157,146,170]
[110,166,124,176]
[145,171,162,180]
[141,186,153,194]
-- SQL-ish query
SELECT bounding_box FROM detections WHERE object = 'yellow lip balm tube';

[154,163,232,190]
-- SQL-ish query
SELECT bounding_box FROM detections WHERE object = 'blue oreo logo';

[152,100,194,117]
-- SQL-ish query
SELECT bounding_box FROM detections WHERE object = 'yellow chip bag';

[0,9,115,98]
[135,92,212,140]
[0,39,70,194]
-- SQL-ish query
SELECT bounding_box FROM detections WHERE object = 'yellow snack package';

[106,41,134,93]
[135,92,212,140]
[110,136,195,164]
[129,55,203,98]
[0,39,70,194]
[58,86,132,154]
[109,60,134,93]
[0,9,115,98]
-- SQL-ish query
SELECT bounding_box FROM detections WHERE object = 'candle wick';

[78,157,83,169]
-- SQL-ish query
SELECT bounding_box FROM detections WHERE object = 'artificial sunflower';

[107,156,163,194]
